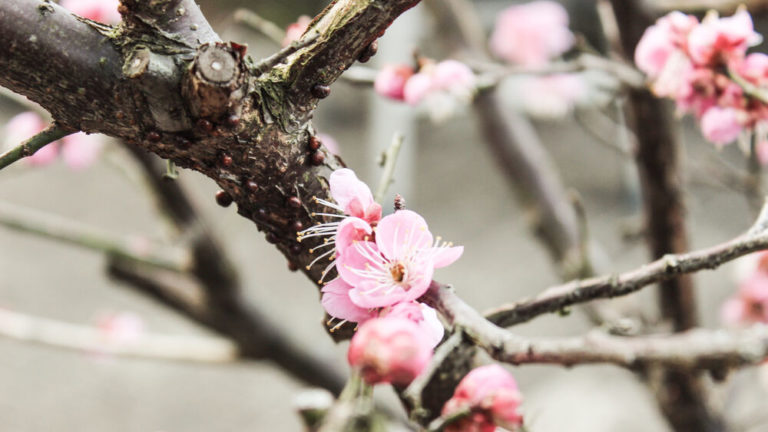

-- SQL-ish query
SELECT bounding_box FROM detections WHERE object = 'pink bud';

[374,64,415,101]
[347,317,432,386]
[442,364,523,432]
[432,60,475,92]
[489,0,574,66]
[283,15,312,47]
[60,0,121,24]
[382,302,444,348]
[700,106,742,146]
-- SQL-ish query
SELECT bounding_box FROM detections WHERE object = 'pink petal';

[432,60,475,92]
[375,210,433,260]
[432,246,464,269]
[418,303,444,348]
[336,240,381,287]
[349,282,408,309]
[321,278,375,323]
[400,259,435,302]
[403,73,434,106]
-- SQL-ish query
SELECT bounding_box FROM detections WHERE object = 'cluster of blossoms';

[2,112,104,170]
[635,8,768,148]
[722,251,768,326]
[299,169,462,384]
[374,60,477,109]
[490,1,615,119]
[442,365,524,432]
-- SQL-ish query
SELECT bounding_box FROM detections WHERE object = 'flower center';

[389,262,406,283]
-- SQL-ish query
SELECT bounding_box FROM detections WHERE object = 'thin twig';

[0,307,237,363]
[486,198,768,327]
[374,132,404,203]
[425,284,768,370]
[0,124,72,171]
[0,201,191,272]
[251,32,320,75]
[233,8,286,46]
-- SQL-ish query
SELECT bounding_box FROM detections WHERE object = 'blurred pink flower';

[347,317,432,386]
[700,106,743,146]
[382,301,444,348]
[337,210,463,309]
[722,271,768,325]
[635,11,698,78]
[60,0,121,24]
[283,15,312,47]
[403,60,476,106]
[61,133,104,170]
[3,112,58,166]
[375,64,415,101]
[687,9,761,67]
[489,0,574,66]
[442,364,523,432]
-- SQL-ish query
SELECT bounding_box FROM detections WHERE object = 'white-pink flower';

[635,11,698,78]
[60,0,121,24]
[382,301,444,348]
[337,210,463,309]
[442,364,524,432]
[347,316,432,386]
[490,0,574,67]
[700,106,743,146]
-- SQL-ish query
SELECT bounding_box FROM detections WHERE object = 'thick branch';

[487,201,768,327]
[119,0,219,47]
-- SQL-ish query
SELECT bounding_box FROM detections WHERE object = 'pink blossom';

[382,301,444,348]
[687,10,761,67]
[403,61,476,106]
[700,106,743,146]
[489,0,574,67]
[375,64,415,101]
[60,0,121,24]
[635,12,698,78]
[738,53,768,87]
[442,364,523,432]
[61,133,104,170]
[3,112,58,166]
[722,271,768,325]
[347,317,432,386]
[337,210,463,309]
[283,15,312,47]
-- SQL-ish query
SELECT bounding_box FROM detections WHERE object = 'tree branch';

[486,199,768,327]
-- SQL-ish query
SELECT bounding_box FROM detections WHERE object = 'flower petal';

[349,281,408,309]
[375,210,433,260]
[321,278,374,323]
[330,169,375,216]
[336,240,381,287]
[335,217,372,257]
[432,245,464,268]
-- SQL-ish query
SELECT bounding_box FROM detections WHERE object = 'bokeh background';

[1,1,767,431]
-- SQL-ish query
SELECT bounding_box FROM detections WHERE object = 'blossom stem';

[374,132,405,203]
[0,123,72,171]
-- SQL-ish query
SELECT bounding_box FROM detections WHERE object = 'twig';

[0,124,72,171]
[233,8,285,46]
[374,132,404,203]
[251,32,320,75]
[0,201,191,272]
[486,198,768,327]
[0,307,237,363]
[425,284,768,370]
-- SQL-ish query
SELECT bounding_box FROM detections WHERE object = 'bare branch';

[0,307,237,363]
[486,199,768,327]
